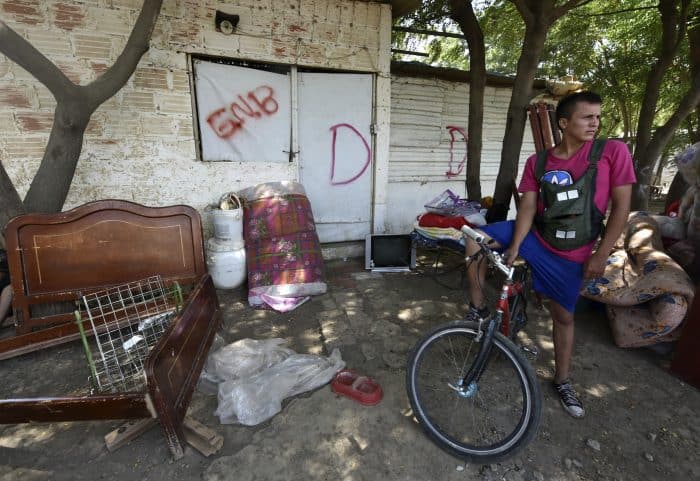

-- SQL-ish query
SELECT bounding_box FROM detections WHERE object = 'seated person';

[1,244,13,326]
[464,91,635,419]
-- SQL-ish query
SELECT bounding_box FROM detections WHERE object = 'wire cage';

[76,276,183,393]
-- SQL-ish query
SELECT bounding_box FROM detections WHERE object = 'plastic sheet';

[201,338,345,426]
[201,338,294,385]
[424,189,482,218]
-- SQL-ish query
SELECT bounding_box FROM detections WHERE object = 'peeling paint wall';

[0,0,390,232]
[386,75,536,233]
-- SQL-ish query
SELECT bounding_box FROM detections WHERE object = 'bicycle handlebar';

[460,225,514,279]
[460,224,485,244]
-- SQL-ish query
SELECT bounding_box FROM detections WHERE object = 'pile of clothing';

[412,189,486,251]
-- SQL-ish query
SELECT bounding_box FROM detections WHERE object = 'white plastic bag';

[214,348,344,426]
[202,338,294,384]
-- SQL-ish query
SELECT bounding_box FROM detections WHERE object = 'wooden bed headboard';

[2,200,206,358]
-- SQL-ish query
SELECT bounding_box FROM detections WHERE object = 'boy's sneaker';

[466,302,490,322]
[553,379,585,418]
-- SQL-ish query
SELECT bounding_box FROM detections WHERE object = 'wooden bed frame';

[0,200,222,459]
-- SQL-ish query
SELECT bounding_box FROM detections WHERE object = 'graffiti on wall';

[206,85,279,139]
[329,123,371,185]
[445,125,468,178]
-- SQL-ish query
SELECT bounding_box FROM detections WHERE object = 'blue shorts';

[480,221,583,312]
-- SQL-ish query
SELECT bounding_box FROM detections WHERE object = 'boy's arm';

[506,191,538,265]
[583,184,632,279]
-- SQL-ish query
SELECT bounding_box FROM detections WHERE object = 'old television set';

[365,234,416,272]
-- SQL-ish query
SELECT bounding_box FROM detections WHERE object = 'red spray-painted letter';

[329,123,371,185]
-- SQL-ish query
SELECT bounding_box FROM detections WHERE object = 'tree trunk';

[652,151,668,188]
[449,0,486,201]
[487,0,591,221]
[23,101,91,213]
[632,0,691,210]
[634,0,689,158]
[632,65,700,210]
[0,0,163,228]
[0,164,24,235]
[488,21,549,221]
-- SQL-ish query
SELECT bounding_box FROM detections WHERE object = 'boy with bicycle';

[465,91,636,418]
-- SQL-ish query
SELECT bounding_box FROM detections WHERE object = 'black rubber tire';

[406,320,542,463]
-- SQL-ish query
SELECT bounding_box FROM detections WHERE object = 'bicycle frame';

[457,225,528,392]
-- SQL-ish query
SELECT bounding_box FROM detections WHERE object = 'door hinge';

[370,123,377,135]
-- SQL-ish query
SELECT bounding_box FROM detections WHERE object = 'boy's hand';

[584,251,607,279]
[505,247,519,267]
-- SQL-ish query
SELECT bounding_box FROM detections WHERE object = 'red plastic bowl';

[331,369,383,406]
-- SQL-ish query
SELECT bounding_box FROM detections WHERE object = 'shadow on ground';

[0,253,698,481]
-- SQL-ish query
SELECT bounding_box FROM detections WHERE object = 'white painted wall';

[0,0,390,236]
[1,0,535,243]
[384,74,536,234]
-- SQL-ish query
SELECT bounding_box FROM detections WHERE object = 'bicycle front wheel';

[406,320,542,463]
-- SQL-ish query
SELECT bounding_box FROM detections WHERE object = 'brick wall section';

[0,0,389,220]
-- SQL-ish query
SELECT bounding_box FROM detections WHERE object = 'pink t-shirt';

[518,140,636,263]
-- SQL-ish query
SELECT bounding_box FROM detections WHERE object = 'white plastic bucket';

[211,192,243,242]
[207,246,247,290]
[207,236,244,252]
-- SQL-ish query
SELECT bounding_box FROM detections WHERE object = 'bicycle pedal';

[520,345,539,358]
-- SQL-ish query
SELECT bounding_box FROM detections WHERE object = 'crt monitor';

[365,234,416,272]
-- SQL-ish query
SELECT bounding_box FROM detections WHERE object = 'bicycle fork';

[448,310,503,398]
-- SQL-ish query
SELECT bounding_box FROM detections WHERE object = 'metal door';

[298,72,373,242]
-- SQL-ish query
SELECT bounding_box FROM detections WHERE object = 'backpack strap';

[588,138,606,167]
[536,139,607,181]
[535,149,548,181]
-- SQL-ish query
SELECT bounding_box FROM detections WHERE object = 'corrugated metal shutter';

[389,75,534,185]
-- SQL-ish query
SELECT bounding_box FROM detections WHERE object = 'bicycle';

[406,225,542,463]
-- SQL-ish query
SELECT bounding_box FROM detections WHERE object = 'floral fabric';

[242,183,326,310]
[581,212,695,348]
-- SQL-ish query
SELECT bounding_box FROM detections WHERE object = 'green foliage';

[391,0,698,153]
[478,1,522,74]
[392,0,463,63]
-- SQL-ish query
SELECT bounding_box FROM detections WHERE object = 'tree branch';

[570,5,658,17]
[649,37,700,149]
[85,0,164,107]
[509,0,534,28]
[0,21,75,98]
[553,0,595,20]
[392,25,466,39]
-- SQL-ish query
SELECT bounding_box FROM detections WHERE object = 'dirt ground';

[0,253,698,481]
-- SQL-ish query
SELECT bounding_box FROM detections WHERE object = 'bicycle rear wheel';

[406,320,541,463]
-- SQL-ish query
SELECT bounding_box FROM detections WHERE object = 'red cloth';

[418,213,470,229]
[666,200,680,218]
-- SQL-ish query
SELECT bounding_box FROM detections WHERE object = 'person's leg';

[0,285,13,325]
[550,300,575,383]
[549,299,584,418]
[465,237,493,310]
[513,235,585,418]
[466,221,514,313]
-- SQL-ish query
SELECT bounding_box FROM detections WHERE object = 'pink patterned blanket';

[241,182,326,310]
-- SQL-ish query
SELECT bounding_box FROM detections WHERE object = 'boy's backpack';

[534,139,606,250]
